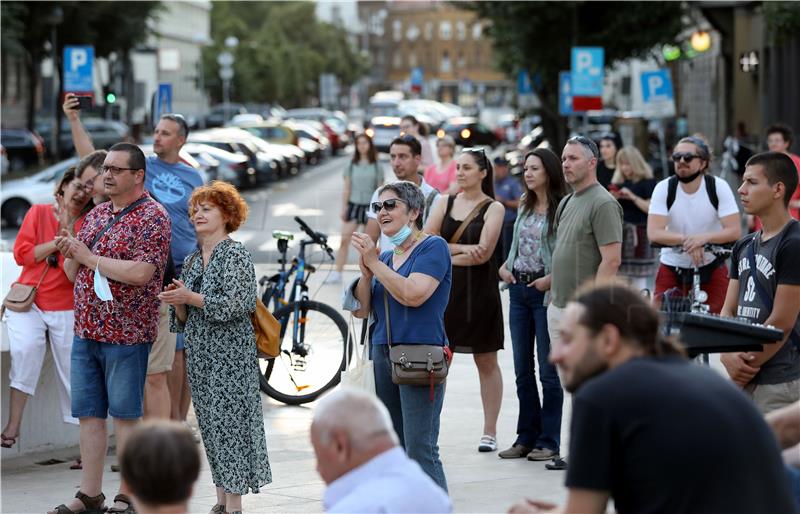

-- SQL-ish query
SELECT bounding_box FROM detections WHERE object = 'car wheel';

[2,198,31,227]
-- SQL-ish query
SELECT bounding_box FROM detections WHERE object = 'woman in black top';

[596,133,621,189]
[609,146,658,291]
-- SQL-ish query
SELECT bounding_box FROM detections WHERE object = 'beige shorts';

[744,378,800,415]
[147,302,176,375]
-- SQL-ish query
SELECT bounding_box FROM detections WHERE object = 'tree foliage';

[1,1,162,131]
[764,1,800,44]
[463,1,686,145]
[204,1,368,107]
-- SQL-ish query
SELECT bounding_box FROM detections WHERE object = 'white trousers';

[5,306,78,424]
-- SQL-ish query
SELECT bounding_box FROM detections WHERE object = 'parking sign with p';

[571,47,604,97]
[63,46,94,93]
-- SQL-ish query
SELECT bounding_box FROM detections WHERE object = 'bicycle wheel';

[258,300,349,405]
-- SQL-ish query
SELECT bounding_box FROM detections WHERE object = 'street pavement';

[1,269,575,514]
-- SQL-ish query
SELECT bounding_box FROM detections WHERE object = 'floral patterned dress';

[170,238,272,494]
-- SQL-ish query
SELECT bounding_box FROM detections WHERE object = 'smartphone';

[74,95,93,110]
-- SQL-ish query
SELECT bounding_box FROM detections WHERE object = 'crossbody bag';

[1,260,53,317]
[383,291,450,397]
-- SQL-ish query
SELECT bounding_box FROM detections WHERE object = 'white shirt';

[368,178,439,251]
[648,175,739,268]
[324,447,452,513]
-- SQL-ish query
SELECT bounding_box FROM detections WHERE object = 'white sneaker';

[324,271,343,284]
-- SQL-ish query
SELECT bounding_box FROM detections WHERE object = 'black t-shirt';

[597,161,615,189]
[730,220,800,385]
[617,178,657,225]
[566,357,796,514]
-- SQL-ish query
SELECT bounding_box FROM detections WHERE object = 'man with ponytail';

[509,282,796,514]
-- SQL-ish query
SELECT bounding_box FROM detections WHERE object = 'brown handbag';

[1,263,51,317]
[253,297,281,358]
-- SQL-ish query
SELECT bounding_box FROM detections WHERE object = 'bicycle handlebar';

[294,216,335,259]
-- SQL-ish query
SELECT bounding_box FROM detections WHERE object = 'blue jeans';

[372,343,448,492]
[71,336,151,419]
[508,283,563,451]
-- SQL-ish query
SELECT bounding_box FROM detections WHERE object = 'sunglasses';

[371,198,408,214]
[672,152,701,163]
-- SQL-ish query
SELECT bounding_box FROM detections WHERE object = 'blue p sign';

[641,70,674,103]
[63,46,94,92]
[571,47,604,96]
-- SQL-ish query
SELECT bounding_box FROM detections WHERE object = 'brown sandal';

[210,504,225,514]
[51,491,106,514]
[107,493,135,514]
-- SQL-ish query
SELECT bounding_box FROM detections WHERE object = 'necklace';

[394,231,423,255]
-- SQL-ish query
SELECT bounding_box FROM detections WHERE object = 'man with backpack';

[647,136,741,313]
[720,151,800,415]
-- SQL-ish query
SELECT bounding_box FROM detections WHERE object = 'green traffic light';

[662,44,681,62]
[106,93,117,104]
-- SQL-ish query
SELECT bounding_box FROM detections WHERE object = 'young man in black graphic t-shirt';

[721,151,800,415]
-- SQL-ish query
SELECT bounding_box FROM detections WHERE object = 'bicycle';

[652,243,733,363]
[257,216,349,405]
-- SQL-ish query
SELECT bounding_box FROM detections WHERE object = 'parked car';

[438,117,501,148]
[36,119,129,158]
[284,109,346,153]
[182,143,256,188]
[204,103,248,128]
[188,129,280,183]
[366,116,401,153]
[285,121,331,155]
[1,146,9,176]
[0,129,46,172]
[1,157,77,227]
[238,121,298,146]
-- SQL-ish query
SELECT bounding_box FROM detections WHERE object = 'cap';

[493,156,509,166]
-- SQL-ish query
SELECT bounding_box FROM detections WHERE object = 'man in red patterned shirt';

[52,143,171,514]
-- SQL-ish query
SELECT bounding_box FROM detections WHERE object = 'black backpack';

[666,174,718,212]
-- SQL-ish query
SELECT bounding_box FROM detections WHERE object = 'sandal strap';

[74,491,106,510]
[107,494,134,514]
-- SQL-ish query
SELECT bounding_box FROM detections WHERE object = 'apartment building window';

[456,21,466,41]
[406,23,419,41]
[441,50,452,72]
[457,51,465,68]
[409,52,418,68]
[440,21,452,40]
[425,21,433,41]
[393,20,402,42]
[472,22,482,40]
[393,52,403,69]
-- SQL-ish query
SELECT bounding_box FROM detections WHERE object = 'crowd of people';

[2,96,800,513]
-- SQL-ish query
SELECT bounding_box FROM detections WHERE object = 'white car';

[1,147,205,228]
[1,156,79,227]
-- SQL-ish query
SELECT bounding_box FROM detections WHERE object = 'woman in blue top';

[497,148,568,462]
[351,180,452,492]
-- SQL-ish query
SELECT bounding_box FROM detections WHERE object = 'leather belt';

[513,269,545,284]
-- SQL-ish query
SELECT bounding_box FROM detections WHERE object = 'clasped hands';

[681,233,709,267]
[158,279,193,306]
[54,229,91,264]
[351,232,379,277]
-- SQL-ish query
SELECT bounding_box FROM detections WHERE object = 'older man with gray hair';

[311,389,452,513]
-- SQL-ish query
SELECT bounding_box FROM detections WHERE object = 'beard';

[562,347,609,393]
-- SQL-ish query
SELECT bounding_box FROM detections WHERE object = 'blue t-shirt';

[371,236,451,346]
[495,175,524,223]
[145,155,204,266]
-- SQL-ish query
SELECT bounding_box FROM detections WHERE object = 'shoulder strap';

[554,193,574,227]
[383,292,392,347]
[423,190,438,223]
[747,233,800,352]
[89,197,151,250]
[449,198,492,244]
[666,176,678,211]
[704,174,719,211]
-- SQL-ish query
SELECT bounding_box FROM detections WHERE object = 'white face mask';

[94,258,114,302]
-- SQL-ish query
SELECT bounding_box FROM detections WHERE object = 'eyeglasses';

[371,198,408,213]
[566,135,600,158]
[81,174,99,191]
[671,152,701,163]
[101,165,141,175]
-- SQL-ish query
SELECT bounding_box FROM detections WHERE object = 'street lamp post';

[48,6,64,160]
[219,36,238,124]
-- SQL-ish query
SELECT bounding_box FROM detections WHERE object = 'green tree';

[463,1,685,146]
[1,1,161,149]
[203,1,368,107]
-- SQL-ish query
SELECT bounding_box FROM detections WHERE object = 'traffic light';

[103,86,116,104]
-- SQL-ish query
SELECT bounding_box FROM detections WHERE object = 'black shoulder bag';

[746,232,800,352]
